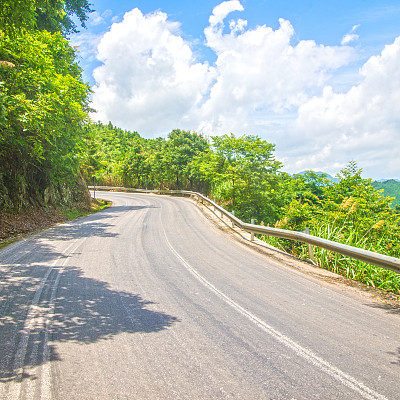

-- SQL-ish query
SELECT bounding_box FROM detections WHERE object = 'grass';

[262,223,400,294]
[62,198,111,220]
[0,237,20,250]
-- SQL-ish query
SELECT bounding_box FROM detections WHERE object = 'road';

[0,191,399,399]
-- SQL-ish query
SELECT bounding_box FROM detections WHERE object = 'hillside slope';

[372,179,400,206]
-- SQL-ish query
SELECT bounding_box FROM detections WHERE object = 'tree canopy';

[0,0,92,36]
[0,0,92,210]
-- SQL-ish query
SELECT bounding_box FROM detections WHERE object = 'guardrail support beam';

[304,227,315,263]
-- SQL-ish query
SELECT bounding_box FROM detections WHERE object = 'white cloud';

[88,11,104,26]
[88,10,113,26]
[229,18,247,33]
[92,1,352,136]
[283,36,400,178]
[341,24,360,45]
[70,31,103,62]
[341,34,358,45]
[208,0,244,27]
[92,9,214,132]
[199,5,353,135]
[90,1,400,178]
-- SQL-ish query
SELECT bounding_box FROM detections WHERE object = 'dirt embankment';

[0,206,66,242]
[0,198,108,245]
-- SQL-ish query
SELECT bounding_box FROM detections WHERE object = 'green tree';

[0,0,92,36]
[187,150,220,195]
[0,29,91,209]
[81,122,144,186]
[209,133,282,223]
[164,130,209,189]
[122,140,154,188]
[291,171,331,203]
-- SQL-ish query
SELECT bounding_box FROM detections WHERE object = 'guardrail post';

[231,210,235,227]
[304,227,315,262]
[250,219,255,241]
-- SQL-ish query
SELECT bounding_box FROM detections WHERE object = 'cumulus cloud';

[199,4,353,134]
[208,0,244,27]
[283,36,400,178]
[92,1,353,136]
[90,1,399,178]
[92,9,214,132]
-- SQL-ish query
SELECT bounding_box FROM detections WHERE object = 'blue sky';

[72,0,400,179]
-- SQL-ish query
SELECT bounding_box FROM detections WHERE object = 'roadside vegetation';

[0,0,92,212]
[0,1,112,244]
[1,3,398,293]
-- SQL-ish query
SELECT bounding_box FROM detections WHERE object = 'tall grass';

[263,221,400,294]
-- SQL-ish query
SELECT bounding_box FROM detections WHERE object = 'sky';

[71,0,400,179]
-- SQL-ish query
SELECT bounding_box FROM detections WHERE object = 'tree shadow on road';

[39,203,158,242]
[363,301,400,315]
[0,265,179,383]
[0,205,178,384]
[52,266,178,343]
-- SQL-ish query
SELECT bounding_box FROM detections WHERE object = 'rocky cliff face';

[43,173,91,210]
[0,171,90,212]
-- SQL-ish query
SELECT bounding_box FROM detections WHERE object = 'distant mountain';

[375,178,400,183]
[372,179,400,206]
[295,171,339,183]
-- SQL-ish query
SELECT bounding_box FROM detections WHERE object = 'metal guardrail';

[89,186,400,274]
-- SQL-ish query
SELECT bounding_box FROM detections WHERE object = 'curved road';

[0,191,399,399]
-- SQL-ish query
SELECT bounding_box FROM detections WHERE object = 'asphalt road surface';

[0,191,399,400]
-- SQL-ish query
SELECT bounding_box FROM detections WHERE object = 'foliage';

[266,162,400,293]
[164,129,209,189]
[0,0,92,36]
[208,134,283,223]
[82,124,210,190]
[82,122,147,187]
[0,0,92,210]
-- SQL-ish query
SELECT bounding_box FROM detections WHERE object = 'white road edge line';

[163,230,388,400]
